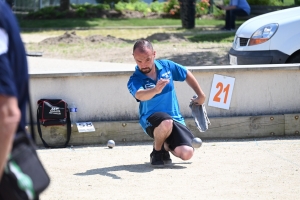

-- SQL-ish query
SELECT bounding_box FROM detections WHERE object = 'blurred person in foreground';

[0,0,29,181]
[127,39,206,167]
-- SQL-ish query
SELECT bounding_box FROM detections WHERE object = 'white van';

[228,6,300,65]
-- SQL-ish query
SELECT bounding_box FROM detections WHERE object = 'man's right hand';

[155,78,170,94]
[135,78,170,101]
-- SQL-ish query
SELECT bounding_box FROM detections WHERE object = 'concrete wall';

[28,57,300,146]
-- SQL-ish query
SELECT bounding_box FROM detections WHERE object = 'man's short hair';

[133,39,153,53]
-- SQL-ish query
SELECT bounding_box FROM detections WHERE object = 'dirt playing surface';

[38,31,188,45]
[38,137,300,200]
[22,30,300,199]
[22,31,231,66]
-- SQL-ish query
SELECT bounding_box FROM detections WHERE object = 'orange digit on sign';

[213,82,230,104]
[213,82,222,102]
[223,84,230,104]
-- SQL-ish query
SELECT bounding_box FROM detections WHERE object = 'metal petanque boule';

[107,140,115,148]
[192,137,202,148]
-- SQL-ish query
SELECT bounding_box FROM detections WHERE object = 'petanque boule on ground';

[107,140,115,148]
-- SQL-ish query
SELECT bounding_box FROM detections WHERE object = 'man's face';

[133,48,156,74]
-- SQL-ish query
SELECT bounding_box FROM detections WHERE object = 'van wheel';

[286,52,300,63]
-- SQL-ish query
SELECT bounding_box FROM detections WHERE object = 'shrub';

[150,1,164,13]
[94,3,111,10]
[114,2,127,11]
[27,6,65,19]
[129,0,141,3]
[70,4,78,9]
[76,7,87,17]
[133,2,151,14]
[196,0,210,16]
[102,0,121,5]
[55,11,66,18]
[82,2,94,9]
[120,0,141,3]
[115,1,151,14]
[212,5,224,19]
[71,3,93,9]
[163,0,180,17]
[125,3,135,11]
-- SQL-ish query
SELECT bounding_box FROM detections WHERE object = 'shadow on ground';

[74,162,190,179]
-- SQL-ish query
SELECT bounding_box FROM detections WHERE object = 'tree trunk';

[179,0,196,29]
[60,0,70,11]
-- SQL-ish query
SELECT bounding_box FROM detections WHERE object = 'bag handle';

[36,102,72,148]
[28,94,35,142]
[37,99,67,106]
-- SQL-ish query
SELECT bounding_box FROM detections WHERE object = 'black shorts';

[145,112,195,151]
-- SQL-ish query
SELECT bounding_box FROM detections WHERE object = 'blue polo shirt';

[0,2,29,133]
[127,59,187,133]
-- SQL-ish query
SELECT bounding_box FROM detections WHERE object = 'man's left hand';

[191,94,206,105]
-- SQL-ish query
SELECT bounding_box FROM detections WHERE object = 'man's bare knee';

[158,119,173,132]
[173,146,194,160]
[180,150,193,160]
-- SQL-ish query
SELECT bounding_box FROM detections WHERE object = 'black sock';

[153,148,162,152]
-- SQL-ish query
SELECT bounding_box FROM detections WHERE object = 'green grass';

[19,17,238,45]
[19,18,245,29]
[19,18,179,29]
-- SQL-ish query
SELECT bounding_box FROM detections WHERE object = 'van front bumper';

[228,48,289,65]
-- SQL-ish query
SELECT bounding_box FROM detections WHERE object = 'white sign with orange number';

[208,74,235,110]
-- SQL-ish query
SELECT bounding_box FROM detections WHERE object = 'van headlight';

[248,23,278,46]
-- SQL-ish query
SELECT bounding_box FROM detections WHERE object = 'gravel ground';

[38,137,300,200]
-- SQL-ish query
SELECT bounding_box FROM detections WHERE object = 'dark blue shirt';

[0,2,29,132]
[127,59,187,133]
